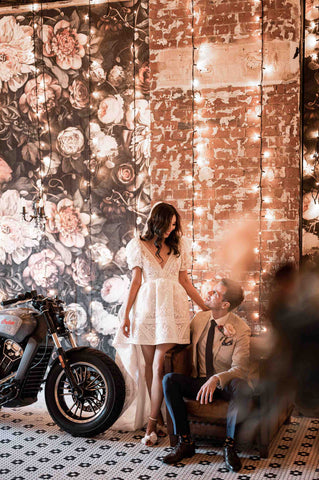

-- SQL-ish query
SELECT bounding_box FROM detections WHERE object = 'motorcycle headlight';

[64,310,78,332]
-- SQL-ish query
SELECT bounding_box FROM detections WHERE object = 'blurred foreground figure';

[269,262,319,417]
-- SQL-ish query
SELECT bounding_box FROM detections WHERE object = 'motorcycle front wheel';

[45,347,125,437]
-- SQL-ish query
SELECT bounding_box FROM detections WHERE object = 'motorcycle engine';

[0,339,23,379]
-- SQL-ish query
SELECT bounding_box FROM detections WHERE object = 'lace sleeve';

[126,237,142,270]
[180,236,192,271]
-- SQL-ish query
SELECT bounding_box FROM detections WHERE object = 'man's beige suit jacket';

[190,310,251,389]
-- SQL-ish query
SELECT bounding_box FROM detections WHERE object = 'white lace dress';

[112,236,192,430]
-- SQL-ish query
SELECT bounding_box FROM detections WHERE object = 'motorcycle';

[0,290,125,437]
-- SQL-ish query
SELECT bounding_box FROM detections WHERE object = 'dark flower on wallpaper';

[23,248,65,288]
[97,14,123,33]
[0,16,34,92]
[136,61,150,96]
[108,65,126,88]
[56,127,85,159]
[64,303,88,331]
[97,95,124,124]
[126,99,150,129]
[19,74,62,123]
[90,242,113,267]
[101,275,130,303]
[90,301,120,336]
[0,158,12,184]
[0,101,30,150]
[71,255,97,288]
[41,19,88,70]
[45,199,90,248]
[90,60,107,83]
[0,190,39,265]
[90,123,118,160]
[69,79,90,110]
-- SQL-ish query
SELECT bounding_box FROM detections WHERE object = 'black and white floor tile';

[0,398,318,480]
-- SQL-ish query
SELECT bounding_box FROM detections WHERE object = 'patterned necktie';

[205,319,217,378]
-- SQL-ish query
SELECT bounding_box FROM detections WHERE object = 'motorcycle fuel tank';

[0,308,38,342]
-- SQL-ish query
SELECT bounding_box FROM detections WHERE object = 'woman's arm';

[121,266,142,337]
[179,271,210,311]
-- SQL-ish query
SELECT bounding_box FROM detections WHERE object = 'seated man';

[162,278,251,472]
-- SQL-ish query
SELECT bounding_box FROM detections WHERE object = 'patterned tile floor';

[0,397,318,480]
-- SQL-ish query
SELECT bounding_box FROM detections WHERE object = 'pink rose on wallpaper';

[0,158,12,184]
[45,199,90,248]
[69,79,90,110]
[72,256,96,288]
[56,127,85,159]
[41,20,87,70]
[23,249,65,288]
[0,16,34,92]
[97,95,124,124]
[19,73,62,123]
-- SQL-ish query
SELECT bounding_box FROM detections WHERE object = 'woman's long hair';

[141,202,182,261]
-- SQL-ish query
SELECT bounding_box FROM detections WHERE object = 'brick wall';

[149,0,301,328]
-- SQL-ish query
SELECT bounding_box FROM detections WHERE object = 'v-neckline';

[140,240,172,270]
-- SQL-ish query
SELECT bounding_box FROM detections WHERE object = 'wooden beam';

[0,0,119,14]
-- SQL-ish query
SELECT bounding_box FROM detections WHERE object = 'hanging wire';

[88,0,93,314]
[190,0,196,313]
[258,0,265,325]
[133,4,137,235]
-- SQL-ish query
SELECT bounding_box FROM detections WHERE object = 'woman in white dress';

[113,202,208,445]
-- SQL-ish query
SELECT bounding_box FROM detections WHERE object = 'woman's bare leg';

[146,343,175,435]
[141,345,156,400]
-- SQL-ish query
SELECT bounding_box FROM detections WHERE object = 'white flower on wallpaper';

[0,16,34,92]
[23,248,65,288]
[90,123,118,160]
[90,300,120,336]
[126,98,150,129]
[57,127,85,159]
[45,199,90,248]
[0,190,39,265]
[65,303,88,331]
[97,95,125,125]
[90,242,113,266]
[101,275,130,304]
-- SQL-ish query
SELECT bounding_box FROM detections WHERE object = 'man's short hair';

[220,278,244,311]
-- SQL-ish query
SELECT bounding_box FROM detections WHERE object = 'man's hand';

[196,376,219,404]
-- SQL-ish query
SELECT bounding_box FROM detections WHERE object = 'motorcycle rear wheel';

[45,347,125,437]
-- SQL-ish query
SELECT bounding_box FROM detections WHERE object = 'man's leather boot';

[223,437,242,472]
[162,435,195,464]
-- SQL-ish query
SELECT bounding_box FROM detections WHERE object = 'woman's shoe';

[141,431,158,446]
[157,424,167,438]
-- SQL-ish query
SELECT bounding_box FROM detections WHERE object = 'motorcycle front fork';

[51,332,82,393]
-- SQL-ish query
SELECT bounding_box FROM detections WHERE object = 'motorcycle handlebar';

[1,290,38,306]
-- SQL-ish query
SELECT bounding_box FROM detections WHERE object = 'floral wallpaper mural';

[303,3,319,262]
[0,0,150,358]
